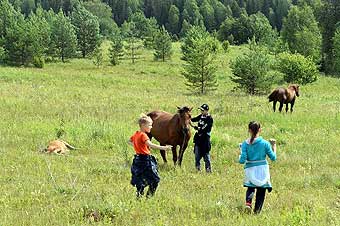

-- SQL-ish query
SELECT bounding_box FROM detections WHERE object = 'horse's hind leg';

[285,103,289,112]
[172,146,178,166]
[279,102,284,112]
[273,101,277,112]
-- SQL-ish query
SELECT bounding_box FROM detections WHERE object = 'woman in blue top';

[239,121,277,214]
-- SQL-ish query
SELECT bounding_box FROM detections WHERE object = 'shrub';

[33,56,44,68]
[231,40,275,95]
[277,52,318,85]
[222,40,229,52]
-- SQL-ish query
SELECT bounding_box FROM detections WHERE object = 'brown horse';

[268,84,300,112]
[147,106,192,166]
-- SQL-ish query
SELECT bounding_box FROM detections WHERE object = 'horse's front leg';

[172,146,177,165]
[178,142,188,167]
[160,143,167,164]
[290,99,296,112]
[279,102,284,112]
[285,103,289,112]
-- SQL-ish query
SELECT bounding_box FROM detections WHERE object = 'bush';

[222,40,229,52]
[277,52,318,85]
[33,56,45,68]
[231,41,275,95]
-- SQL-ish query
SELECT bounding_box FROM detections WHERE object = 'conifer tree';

[181,26,218,94]
[153,26,172,62]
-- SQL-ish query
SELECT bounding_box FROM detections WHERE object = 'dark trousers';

[194,145,211,172]
[136,183,158,198]
[246,187,266,214]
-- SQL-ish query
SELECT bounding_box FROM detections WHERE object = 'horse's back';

[268,87,286,102]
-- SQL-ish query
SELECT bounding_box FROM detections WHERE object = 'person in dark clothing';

[191,104,213,172]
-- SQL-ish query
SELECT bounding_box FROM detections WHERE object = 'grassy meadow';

[0,42,339,225]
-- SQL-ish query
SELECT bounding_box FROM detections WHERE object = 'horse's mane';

[177,106,191,114]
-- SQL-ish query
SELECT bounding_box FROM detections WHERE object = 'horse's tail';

[268,89,277,102]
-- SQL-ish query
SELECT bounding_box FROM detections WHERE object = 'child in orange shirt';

[129,114,172,198]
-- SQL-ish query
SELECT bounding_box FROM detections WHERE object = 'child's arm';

[128,140,133,146]
[146,140,172,151]
[266,139,277,161]
[239,142,247,164]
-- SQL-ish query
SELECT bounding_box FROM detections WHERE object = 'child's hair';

[248,121,261,144]
[138,113,152,127]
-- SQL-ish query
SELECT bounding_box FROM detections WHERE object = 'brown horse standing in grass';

[268,84,300,112]
[147,106,192,166]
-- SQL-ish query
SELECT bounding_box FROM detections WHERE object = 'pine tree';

[71,6,100,58]
[109,35,124,66]
[122,21,142,64]
[92,45,103,68]
[153,26,172,62]
[167,4,180,35]
[181,26,218,94]
[200,0,216,32]
[231,38,274,95]
[51,10,77,62]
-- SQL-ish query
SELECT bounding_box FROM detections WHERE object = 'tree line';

[0,0,340,95]
[3,0,340,75]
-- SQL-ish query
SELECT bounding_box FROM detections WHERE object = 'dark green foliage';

[277,52,318,85]
[318,0,340,73]
[166,4,180,35]
[181,26,218,94]
[231,39,274,95]
[153,26,172,62]
[332,28,340,75]
[71,6,100,58]
[218,12,275,46]
[84,0,119,37]
[281,5,321,63]
[50,10,77,62]
[3,6,50,67]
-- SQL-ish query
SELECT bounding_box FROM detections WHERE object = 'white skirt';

[244,164,271,187]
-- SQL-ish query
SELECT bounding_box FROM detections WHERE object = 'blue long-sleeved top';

[239,137,276,169]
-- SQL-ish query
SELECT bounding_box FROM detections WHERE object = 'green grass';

[0,42,339,225]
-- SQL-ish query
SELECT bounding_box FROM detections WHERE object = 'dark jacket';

[191,114,213,146]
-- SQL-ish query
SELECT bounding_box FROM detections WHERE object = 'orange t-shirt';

[130,131,150,155]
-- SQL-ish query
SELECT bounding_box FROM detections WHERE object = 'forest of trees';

[0,0,340,91]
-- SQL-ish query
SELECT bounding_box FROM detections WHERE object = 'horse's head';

[289,84,300,97]
[177,106,193,133]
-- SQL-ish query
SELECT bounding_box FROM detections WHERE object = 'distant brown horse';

[268,84,300,112]
[147,106,192,166]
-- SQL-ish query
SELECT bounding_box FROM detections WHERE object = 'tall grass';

[0,42,338,225]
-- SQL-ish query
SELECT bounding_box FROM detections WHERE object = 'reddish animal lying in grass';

[45,140,76,154]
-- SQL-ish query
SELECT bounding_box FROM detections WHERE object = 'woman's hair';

[248,121,261,144]
[138,113,152,126]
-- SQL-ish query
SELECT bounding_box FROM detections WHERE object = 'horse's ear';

[189,107,193,111]
[177,106,181,110]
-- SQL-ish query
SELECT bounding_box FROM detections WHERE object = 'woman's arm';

[146,140,172,151]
